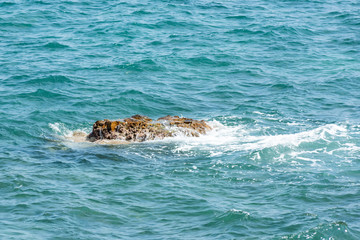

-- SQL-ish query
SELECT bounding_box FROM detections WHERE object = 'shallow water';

[1,0,360,239]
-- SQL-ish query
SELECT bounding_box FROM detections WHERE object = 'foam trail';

[48,120,354,158]
[167,122,350,156]
[239,124,348,151]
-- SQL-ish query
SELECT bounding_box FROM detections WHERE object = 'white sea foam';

[164,121,347,151]
[49,119,356,162]
[49,122,73,138]
[49,121,348,148]
[161,120,355,163]
[49,122,90,143]
[238,124,348,151]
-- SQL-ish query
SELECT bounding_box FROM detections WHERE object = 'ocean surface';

[1,0,360,239]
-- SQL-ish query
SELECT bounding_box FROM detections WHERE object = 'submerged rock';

[87,115,212,142]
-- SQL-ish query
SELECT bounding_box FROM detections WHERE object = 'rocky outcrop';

[87,115,212,142]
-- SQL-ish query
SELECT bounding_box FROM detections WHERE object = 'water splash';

[48,119,359,166]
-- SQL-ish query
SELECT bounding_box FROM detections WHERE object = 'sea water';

[1,0,359,239]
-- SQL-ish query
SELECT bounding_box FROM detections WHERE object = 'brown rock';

[87,115,211,142]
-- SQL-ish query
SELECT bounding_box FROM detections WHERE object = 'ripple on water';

[42,41,70,49]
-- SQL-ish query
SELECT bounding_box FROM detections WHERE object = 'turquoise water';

[1,0,360,239]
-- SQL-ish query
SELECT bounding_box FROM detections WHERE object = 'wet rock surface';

[87,115,212,142]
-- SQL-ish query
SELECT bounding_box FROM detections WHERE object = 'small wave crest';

[49,123,89,143]
[282,221,358,239]
[43,41,70,49]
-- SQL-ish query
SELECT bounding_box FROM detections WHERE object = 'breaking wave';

[48,117,360,164]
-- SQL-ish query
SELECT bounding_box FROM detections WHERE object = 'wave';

[49,119,350,148]
[48,117,359,165]
[0,22,33,28]
[0,2,15,7]
[159,120,347,148]
[271,83,294,90]
[225,15,254,21]
[43,41,70,49]
[14,89,69,100]
[225,28,267,36]
[282,221,359,239]
[157,119,359,165]
[49,122,90,142]
[113,59,166,72]
[183,56,233,67]
[25,75,72,85]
